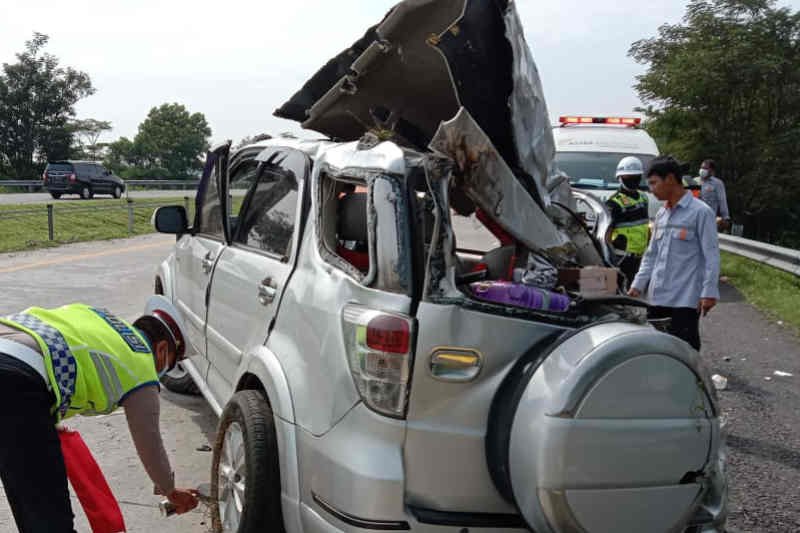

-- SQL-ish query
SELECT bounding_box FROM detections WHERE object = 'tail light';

[69,173,77,182]
[342,304,414,418]
[42,171,47,184]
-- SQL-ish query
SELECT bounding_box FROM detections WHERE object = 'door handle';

[201,251,215,274]
[258,277,278,306]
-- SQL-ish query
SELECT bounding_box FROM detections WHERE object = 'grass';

[721,251,800,332]
[0,197,193,253]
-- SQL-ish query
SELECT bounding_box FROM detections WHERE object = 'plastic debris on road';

[712,374,728,391]
[774,371,794,377]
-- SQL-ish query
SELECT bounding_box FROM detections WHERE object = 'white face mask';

[699,169,710,179]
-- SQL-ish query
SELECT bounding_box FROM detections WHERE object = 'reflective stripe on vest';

[0,305,159,421]
[3,312,76,417]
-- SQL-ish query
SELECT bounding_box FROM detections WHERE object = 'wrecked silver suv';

[152,1,726,532]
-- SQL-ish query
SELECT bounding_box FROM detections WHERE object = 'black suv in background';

[43,161,126,199]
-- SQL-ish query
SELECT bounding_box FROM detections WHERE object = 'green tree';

[0,33,94,178]
[630,0,800,243]
[133,103,211,177]
[70,118,112,159]
[104,136,138,172]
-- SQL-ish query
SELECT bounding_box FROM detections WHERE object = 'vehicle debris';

[712,374,728,391]
[774,371,794,377]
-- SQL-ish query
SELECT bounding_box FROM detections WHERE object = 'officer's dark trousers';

[0,353,77,533]
[648,306,702,351]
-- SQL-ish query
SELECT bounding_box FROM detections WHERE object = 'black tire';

[113,185,122,199]
[50,192,62,199]
[80,185,93,200]
[211,390,284,533]
[159,363,199,395]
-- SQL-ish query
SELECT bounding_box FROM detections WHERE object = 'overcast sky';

[2,0,799,145]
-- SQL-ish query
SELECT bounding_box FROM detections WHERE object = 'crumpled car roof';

[274,0,556,207]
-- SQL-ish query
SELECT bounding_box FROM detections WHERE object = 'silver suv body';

[152,2,726,532]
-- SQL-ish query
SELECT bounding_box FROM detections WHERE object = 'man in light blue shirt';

[698,159,731,230]
[628,156,720,350]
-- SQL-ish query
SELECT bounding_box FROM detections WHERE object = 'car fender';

[155,253,176,302]
[236,345,302,533]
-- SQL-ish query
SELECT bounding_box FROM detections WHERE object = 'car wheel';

[159,362,199,395]
[113,185,122,199]
[211,390,285,533]
[50,192,62,200]
[80,185,93,200]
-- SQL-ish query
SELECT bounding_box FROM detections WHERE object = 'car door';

[204,147,308,405]
[173,142,231,367]
[95,164,109,192]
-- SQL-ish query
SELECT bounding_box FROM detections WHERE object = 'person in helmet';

[606,156,651,287]
[0,296,199,532]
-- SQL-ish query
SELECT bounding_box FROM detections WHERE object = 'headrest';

[337,193,368,242]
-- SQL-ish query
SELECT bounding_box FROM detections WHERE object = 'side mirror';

[153,206,188,234]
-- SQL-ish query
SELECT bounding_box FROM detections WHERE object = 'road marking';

[0,241,171,275]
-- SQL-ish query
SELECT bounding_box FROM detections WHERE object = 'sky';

[2,0,799,146]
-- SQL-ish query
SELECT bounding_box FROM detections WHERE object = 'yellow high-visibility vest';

[609,192,650,256]
[0,304,159,421]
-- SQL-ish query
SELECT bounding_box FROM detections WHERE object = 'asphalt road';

[0,235,217,533]
[0,234,798,532]
[0,190,192,205]
[703,282,800,532]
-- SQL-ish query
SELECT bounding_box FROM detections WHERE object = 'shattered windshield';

[555,152,654,190]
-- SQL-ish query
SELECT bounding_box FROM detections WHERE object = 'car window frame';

[193,142,231,241]
[227,146,308,264]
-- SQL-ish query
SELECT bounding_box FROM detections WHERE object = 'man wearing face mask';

[0,296,199,532]
[606,156,651,287]
[697,159,731,232]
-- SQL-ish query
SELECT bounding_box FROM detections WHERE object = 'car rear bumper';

[46,183,84,193]
[295,403,530,533]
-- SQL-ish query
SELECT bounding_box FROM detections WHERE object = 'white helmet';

[616,156,644,177]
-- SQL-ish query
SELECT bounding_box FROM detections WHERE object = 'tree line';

[0,33,212,180]
[631,0,800,247]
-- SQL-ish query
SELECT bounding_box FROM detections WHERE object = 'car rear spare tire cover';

[506,322,722,533]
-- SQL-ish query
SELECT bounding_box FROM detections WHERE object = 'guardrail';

[0,197,192,242]
[719,234,800,277]
[1,179,200,191]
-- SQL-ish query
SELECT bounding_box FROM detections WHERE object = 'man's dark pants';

[648,306,702,351]
[0,353,77,533]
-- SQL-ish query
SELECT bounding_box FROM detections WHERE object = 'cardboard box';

[558,267,618,296]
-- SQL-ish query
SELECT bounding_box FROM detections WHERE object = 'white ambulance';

[553,116,661,219]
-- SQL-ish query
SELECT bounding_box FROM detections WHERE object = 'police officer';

[0,296,199,532]
[607,156,651,287]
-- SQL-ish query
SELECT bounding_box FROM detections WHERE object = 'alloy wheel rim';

[218,421,246,531]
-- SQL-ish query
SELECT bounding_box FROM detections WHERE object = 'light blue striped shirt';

[632,192,720,308]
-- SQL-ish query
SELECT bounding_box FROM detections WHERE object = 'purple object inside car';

[470,281,571,313]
